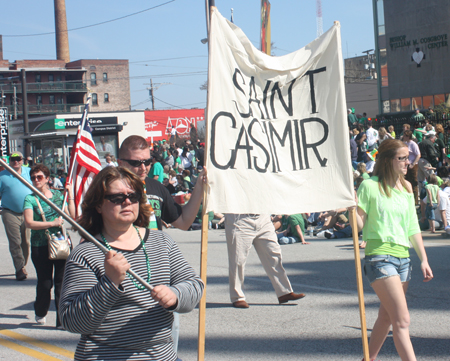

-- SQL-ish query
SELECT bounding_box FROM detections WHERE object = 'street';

[0,226,449,360]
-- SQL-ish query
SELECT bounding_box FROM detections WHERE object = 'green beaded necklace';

[100,225,151,290]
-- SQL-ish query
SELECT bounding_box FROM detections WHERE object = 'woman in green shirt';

[23,164,76,327]
[355,139,433,361]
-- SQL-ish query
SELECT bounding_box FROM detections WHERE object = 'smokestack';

[0,35,3,60]
[54,0,70,63]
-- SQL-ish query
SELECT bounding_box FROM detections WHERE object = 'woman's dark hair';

[182,147,189,158]
[403,130,413,139]
[77,167,150,235]
[30,164,50,178]
[373,139,410,197]
[182,169,190,177]
[437,166,449,179]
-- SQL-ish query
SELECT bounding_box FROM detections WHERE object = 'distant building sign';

[32,116,118,132]
[144,109,205,143]
[0,107,9,158]
[390,34,448,51]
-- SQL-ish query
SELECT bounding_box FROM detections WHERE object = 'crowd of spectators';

[347,107,450,240]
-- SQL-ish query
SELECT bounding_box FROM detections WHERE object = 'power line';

[129,56,207,64]
[3,1,176,37]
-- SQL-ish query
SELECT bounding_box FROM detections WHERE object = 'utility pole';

[20,69,30,157]
[144,79,171,110]
[150,79,155,110]
[13,86,17,119]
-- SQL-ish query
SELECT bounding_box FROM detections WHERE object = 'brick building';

[0,58,130,118]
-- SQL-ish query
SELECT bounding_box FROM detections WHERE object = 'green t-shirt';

[149,162,164,183]
[23,190,65,247]
[362,172,370,180]
[287,214,305,239]
[425,184,439,204]
[413,129,423,142]
[357,177,420,258]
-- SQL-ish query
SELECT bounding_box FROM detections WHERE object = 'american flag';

[67,101,102,218]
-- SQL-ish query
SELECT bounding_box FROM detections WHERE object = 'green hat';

[11,152,23,158]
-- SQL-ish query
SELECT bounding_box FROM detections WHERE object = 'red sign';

[144,109,205,143]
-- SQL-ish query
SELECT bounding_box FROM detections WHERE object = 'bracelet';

[68,198,74,200]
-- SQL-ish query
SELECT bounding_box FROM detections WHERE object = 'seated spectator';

[162,178,176,194]
[175,175,190,193]
[276,214,310,245]
[168,169,178,187]
[316,208,348,231]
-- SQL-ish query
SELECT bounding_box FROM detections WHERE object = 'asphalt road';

[0,225,449,360]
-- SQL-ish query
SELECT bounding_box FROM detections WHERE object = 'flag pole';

[198,1,215,360]
[0,157,153,292]
[348,208,370,361]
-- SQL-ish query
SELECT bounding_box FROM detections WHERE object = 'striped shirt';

[59,229,203,360]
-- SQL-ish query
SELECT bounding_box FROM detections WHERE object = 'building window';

[48,74,54,83]
[90,73,97,86]
[57,97,63,104]
[412,97,422,110]
[35,74,41,83]
[37,95,42,105]
[434,94,445,107]
[104,93,109,102]
[379,49,388,87]
[423,95,433,109]
[92,93,98,105]
[401,98,411,112]
[103,73,108,82]
[49,95,55,104]
[56,75,62,82]
[390,99,400,113]
[377,0,385,36]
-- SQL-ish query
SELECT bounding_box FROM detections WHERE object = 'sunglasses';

[31,175,45,181]
[104,192,142,204]
[121,158,152,167]
[10,157,23,162]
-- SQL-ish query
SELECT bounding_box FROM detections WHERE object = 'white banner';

[205,7,354,214]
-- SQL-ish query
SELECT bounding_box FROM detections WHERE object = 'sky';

[1,0,375,111]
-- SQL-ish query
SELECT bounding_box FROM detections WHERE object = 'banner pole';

[198,3,215,360]
[0,158,153,293]
[197,195,209,361]
[348,208,370,361]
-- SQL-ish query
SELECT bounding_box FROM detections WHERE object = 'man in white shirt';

[420,188,450,231]
[365,120,379,151]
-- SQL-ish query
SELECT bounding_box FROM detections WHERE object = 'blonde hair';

[378,127,387,138]
[357,162,367,174]
[388,125,394,132]
[373,139,410,197]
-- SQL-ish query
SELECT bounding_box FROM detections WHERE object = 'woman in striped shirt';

[59,167,204,360]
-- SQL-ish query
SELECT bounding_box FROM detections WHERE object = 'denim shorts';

[364,255,412,284]
[426,203,438,220]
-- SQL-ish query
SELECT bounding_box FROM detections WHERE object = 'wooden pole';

[348,208,370,361]
[198,3,214,360]
[197,195,209,361]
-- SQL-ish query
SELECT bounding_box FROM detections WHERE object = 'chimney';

[54,0,70,63]
[0,35,3,60]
